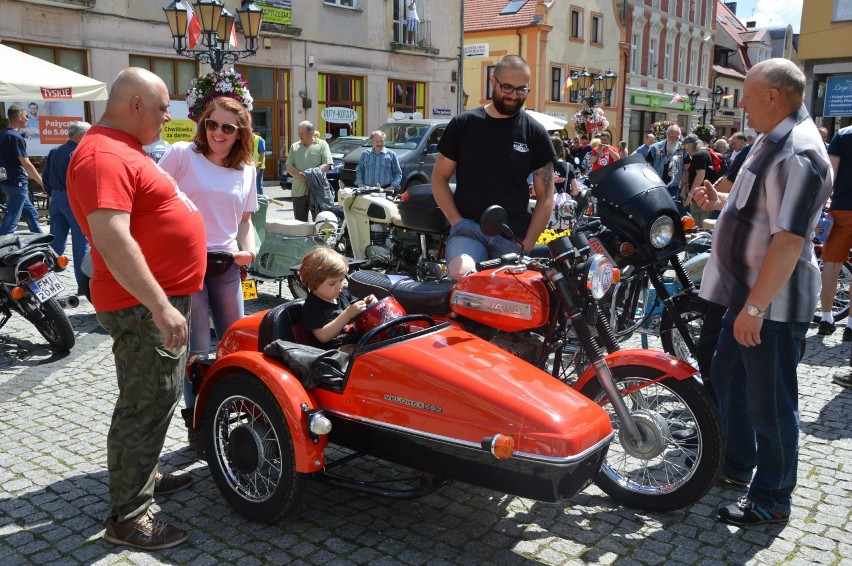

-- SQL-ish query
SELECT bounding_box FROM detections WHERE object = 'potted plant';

[649,119,681,141]
[186,68,254,123]
[692,123,716,144]
[571,106,609,137]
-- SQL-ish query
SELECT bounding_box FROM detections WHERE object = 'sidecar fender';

[193,351,326,474]
[574,348,697,392]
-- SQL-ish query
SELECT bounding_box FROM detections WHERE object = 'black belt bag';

[206,251,235,277]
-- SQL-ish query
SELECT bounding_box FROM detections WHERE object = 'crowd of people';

[1,53,850,552]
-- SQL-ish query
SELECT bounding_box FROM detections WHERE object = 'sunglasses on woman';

[204,119,238,136]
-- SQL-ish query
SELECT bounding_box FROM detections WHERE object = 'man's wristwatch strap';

[745,303,766,318]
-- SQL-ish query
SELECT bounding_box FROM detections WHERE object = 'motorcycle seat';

[348,270,453,316]
[265,219,316,237]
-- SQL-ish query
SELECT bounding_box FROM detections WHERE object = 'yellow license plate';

[242,278,258,300]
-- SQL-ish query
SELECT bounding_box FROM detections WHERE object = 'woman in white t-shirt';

[158,96,258,455]
[406,0,420,45]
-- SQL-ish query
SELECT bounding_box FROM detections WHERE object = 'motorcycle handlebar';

[475,252,519,271]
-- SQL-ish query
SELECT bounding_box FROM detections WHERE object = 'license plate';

[242,278,258,300]
[29,272,65,303]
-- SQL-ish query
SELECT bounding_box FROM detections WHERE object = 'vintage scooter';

[250,195,349,298]
[339,184,448,281]
[187,258,618,523]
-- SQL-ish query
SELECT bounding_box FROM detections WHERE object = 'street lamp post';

[163,0,264,73]
[569,68,617,110]
[687,86,724,126]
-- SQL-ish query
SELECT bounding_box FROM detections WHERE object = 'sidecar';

[190,301,614,523]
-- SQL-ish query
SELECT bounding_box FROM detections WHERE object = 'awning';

[0,43,107,102]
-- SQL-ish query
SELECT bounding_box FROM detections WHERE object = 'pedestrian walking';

[0,104,45,235]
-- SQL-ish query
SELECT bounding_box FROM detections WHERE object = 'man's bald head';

[741,58,805,134]
[750,58,805,107]
[100,67,171,145]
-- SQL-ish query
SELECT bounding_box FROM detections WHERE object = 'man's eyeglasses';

[493,77,530,97]
[205,119,238,136]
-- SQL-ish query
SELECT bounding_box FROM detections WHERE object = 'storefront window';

[129,55,196,98]
[388,80,426,116]
[319,73,365,138]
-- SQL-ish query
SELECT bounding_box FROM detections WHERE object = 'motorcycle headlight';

[587,254,615,300]
[649,216,675,249]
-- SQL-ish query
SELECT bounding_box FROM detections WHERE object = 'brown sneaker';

[154,471,193,495]
[103,509,188,549]
[180,407,205,458]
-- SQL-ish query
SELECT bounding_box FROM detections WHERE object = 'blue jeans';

[184,262,244,407]
[1,181,43,235]
[49,190,90,289]
[446,219,522,266]
[710,309,808,516]
[256,169,264,195]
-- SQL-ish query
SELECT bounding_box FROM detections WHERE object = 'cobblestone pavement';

[1,206,851,565]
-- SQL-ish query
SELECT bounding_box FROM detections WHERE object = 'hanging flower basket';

[649,120,681,141]
[692,123,716,144]
[185,68,254,123]
[571,106,609,137]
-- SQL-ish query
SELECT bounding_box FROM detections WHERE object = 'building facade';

[797,0,852,135]
[0,0,462,180]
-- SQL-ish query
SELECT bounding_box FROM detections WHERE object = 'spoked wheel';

[812,261,852,323]
[27,297,75,352]
[287,276,310,300]
[660,295,706,367]
[204,373,306,523]
[580,365,724,512]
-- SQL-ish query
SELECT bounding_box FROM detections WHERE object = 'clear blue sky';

[729,0,803,33]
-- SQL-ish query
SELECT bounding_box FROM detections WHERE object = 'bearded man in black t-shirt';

[432,55,556,280]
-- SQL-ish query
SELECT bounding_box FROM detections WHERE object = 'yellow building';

[797,0,852,131]
[462,0,623,141]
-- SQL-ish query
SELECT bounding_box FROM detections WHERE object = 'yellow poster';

[162,120,196,144]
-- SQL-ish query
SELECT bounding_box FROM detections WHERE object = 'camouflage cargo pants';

[96,295,191,523]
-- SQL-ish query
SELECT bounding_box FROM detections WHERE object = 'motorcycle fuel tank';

[450,269,550,332]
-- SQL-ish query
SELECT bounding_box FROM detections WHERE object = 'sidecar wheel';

[660,295,706,367]
[204,373,306,523]
[581,365,723,512]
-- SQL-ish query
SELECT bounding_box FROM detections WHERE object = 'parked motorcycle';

[187,260,618,522]
[0,232,76,352]
[339,184,448,281]
[348,203,724,511]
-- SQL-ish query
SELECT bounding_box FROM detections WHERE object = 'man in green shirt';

[285,121,331,221]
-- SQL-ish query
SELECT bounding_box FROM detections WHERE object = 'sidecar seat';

[257,299,307,352]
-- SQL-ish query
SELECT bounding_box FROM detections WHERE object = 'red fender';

[573,348,698,393]
[193,351,326,474]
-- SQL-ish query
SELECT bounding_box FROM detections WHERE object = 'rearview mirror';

[480,205,510,237]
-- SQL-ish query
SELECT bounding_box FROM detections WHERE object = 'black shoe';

[717,497,788,526]
[843,327,852,341]
[832,372,852,388]
[818,320,836,335]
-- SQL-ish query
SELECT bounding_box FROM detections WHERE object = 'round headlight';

[649,216,675,249]
[587,254,615,300]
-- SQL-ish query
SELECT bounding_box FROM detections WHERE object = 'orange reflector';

[619,242,635,256]
[56,256,70,269]
[682,216,696,230]
[490,434,515,459]
[611,268,621,284]
[10,286,26,300]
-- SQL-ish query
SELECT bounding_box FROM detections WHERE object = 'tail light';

[26,261,49,279]
[482,434,515,459]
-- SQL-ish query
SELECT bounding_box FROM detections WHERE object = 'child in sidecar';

[299,247,377,355]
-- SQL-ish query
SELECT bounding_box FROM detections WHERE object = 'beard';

[666,141,678,155]
[492,90,525,116]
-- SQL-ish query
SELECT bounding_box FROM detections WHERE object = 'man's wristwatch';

[744,303,766,318]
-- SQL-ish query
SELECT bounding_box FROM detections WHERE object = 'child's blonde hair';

[300,247,348,290]
[590,138,601,149]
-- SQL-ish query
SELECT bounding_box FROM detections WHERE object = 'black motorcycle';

[0,232,76,352]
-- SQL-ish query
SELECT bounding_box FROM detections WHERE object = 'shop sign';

[631,94,690,111]
[824,75,852,117]
[464,44,489,58]
[258,1,292,26]
[433,108,451,116]
[322,106,358,123]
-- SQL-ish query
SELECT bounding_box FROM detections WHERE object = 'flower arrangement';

[650,120,681,141]
[185,68,254,123]
[692,123,717,143]
[571,106,609,137]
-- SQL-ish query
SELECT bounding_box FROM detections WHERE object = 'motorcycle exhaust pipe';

[60,295,80,309]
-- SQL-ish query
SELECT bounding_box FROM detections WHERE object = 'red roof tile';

[464,0,540,32]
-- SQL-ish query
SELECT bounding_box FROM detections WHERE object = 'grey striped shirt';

[699,105,833,322]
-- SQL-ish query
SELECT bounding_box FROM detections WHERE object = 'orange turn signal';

[484,434,515,459]
[611,267,621,285]
[10,286,26,300]
[55,256,70,270]
[682,216,696,230]
[619,242,635,257]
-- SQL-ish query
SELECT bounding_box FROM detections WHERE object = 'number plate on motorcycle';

[242,278,258,300]
[29,272,65,303]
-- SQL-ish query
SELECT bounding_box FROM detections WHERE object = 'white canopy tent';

[0,44,107,102]
[525,109,567,132]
